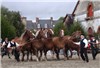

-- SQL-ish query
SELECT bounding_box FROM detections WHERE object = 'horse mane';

[20,31,26,40]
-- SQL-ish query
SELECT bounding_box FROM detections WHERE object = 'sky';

[1,0,78,21]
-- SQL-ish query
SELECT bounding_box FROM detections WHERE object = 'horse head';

[71,31,81,42]
[22,29,35,41]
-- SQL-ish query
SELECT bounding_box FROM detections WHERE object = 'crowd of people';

[0,28,100,63]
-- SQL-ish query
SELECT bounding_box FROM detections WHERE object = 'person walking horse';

[89,36,99,60]
[1,38,11,59]
[7,39,20,61]
[80,34,89,62]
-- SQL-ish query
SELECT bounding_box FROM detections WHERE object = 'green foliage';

[66,21,87,36]
[1,15,16,40]
[94,32,100,40]
[53,19,86,36]
[53,22,67,36]
[1,6,24,40]
[10,11,24,36]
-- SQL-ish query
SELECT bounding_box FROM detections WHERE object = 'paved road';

[0,53,100,68]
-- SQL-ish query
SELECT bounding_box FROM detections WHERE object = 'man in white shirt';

[7,39,19,48]
[1,38,11,59]
[7,39,20,61]
[80,34,89,62]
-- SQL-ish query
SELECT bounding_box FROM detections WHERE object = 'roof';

[72,0,100,16]
[38,19,58,28]
[26,20,36,30]
[26,19,59,29]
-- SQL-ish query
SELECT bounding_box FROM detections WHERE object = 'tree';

[53,22,67,36]
[1,6,24,40]
[10,11,24,36]
[66,21,87,36]
[53,18,86,36]
[1,15,16,40]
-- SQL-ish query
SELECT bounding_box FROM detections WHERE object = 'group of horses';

[3,29,81,62]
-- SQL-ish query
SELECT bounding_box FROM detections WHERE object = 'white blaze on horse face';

[45,32,47,38]
[32,33,35,37]
[50,29,54,34]
[35,30,40,38]
[61,30,64,37]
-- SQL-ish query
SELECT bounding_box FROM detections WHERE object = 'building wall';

[75,10,100,32]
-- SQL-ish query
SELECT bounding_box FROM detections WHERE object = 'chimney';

[36,17,39,23]
[21,17,27,26]
[50,17,53,21]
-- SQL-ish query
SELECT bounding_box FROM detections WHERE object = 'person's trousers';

[91,47,98,60]
[80,48,89,62]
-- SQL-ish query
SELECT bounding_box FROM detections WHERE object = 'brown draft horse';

[62,31,81,58]
[38,30,81,60]
[14,29,35,61]
[22,29,44,61]
[52,31,81,60]
[42,37,54,61]
[52,37,69,60]
[65,40,80,59]
[20,29,81,61]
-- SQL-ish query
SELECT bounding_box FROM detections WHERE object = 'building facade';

[21,17,58,30]
[72,0,100,35]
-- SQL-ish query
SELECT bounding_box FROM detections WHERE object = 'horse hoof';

[36,58,39,62]
[17,59,20,62]
[9,57,11,59]
[29,59,33,61]
[21,59,24,61]
[64,58,67,61]
[44,58,47,61]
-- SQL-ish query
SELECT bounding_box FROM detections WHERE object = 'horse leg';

[63,48,67,61]
[35,50,39,62]
[30,51,33,61]
[65,48,69,60]
[44,49,48,61]
[69,49,73,58]
[26,50,29,61]
[77,50,80,59]
[39,50,42,61]
[55,48,60,60]
[21,51,25,61]
[51,49,55,59]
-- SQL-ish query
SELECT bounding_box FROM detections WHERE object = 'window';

[37,24,40,28]
[87,2,93,18]
[53,25,55,27]
[88,27,93,36]
[45,24,47,28]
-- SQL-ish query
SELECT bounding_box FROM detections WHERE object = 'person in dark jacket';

[1,38,11,59]
[89,36,99,60]
[80,34,89,62]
